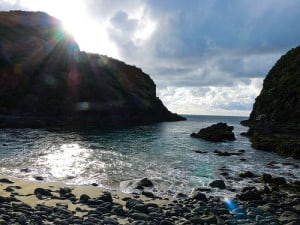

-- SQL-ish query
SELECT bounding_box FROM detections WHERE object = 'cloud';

[1,0,300,115]
[158,78,263,116]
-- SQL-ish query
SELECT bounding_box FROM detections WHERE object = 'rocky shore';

[1,173,299,225]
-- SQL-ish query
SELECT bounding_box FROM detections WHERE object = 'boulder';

[191,123,235,142]
[136,178,154,188]
[238,188,262,201]
[190,191,207,201]
[209,180,226,189]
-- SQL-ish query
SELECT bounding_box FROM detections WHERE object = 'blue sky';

[1,0,300,116]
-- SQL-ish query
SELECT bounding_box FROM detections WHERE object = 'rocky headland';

[241,46,300,159]
[0,11,185,128]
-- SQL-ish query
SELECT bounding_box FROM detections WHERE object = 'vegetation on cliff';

[0,11,185,127]
[242,46,300,159]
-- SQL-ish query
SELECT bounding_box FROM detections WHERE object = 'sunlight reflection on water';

[0,115,299,197]
[36,143,92,179]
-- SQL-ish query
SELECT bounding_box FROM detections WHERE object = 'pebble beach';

[1,172,299,225]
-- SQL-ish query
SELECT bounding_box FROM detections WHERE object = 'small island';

[191,122,236,142]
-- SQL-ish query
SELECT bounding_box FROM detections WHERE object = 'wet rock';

[190,191,207,201]
[270,177,286,186]
[239,171,255,178]
[126,198,143,209]
[160,220,175,225]
[136,178,154,187]
[0,178,14,184]
[260,173,273,183]
[20,168,31,173]
[279,211,299,223]
[201,214,217,224]
[194,150,208,154]
[34,176,44,181]
[176,193,188,199]
[98,191,113,202]
[213,150,242,156]
[191,122,235,142]
[79,194,91,204]
[59,187,72,195]
[209,180,226,189]
[34,188,52,198]
[238,188,262,201]
[129,212,148,221]
[142,191,155,198]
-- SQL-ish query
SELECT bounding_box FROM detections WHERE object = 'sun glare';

[20,0,120,58]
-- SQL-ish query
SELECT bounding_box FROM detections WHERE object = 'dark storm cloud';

[1,0,300,88]
[84,0,300,87]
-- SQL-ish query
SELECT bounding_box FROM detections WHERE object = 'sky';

[1,0,300,116]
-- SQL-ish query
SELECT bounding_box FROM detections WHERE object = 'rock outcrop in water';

[241,46,300,159]
[0,11,185,128]
[191,122,235,142]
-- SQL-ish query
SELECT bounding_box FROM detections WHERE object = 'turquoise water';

[0,115,299,197]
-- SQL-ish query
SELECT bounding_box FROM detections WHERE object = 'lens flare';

[224,197,237,211]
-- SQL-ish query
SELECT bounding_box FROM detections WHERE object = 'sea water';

[0,115,299,197]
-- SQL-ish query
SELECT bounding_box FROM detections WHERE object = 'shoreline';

[1,174,300,224]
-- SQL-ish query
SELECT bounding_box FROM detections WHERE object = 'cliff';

[0,11,185,128]
[242,46,300,159]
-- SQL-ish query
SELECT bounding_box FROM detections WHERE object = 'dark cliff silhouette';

[242,46,300,159]
[0,11,185,128]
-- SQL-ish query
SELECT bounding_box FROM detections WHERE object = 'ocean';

[0,115,299,197]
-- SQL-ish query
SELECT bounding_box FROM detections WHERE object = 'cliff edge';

[0,11,185,128]
[242,46,300,159]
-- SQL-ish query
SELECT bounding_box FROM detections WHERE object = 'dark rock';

[279,211,299,223]
[201,215,217,224]
[59,187,72,195]
[110,205,125,216]
[20,168,31,173]
[160,220,175,225]
[194,150,208,154]
[126,198,143,209]
[4,186,14,192]
[133,203,148,213]
[238,188,262,201]
[34,188,52,198]
[189,216,204,224]
[0,178,14,184]
[129,212,148,221]
[0,11,185,129]
[141,191,155,198]
[176,193,188,199]
[191,122,235,142]
[190,191,207,201]
[213,149,242,156]
[98,191,113,202]
[34,176,44,181]
[239,171,255,178]
[270,177,286,186]
[209,180,226,189]
[136,178,154,187]
[241,46,300,159]
[79,194,90,204]
[260,173,273,183]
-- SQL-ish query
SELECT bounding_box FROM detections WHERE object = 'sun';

[20,0,120,58]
